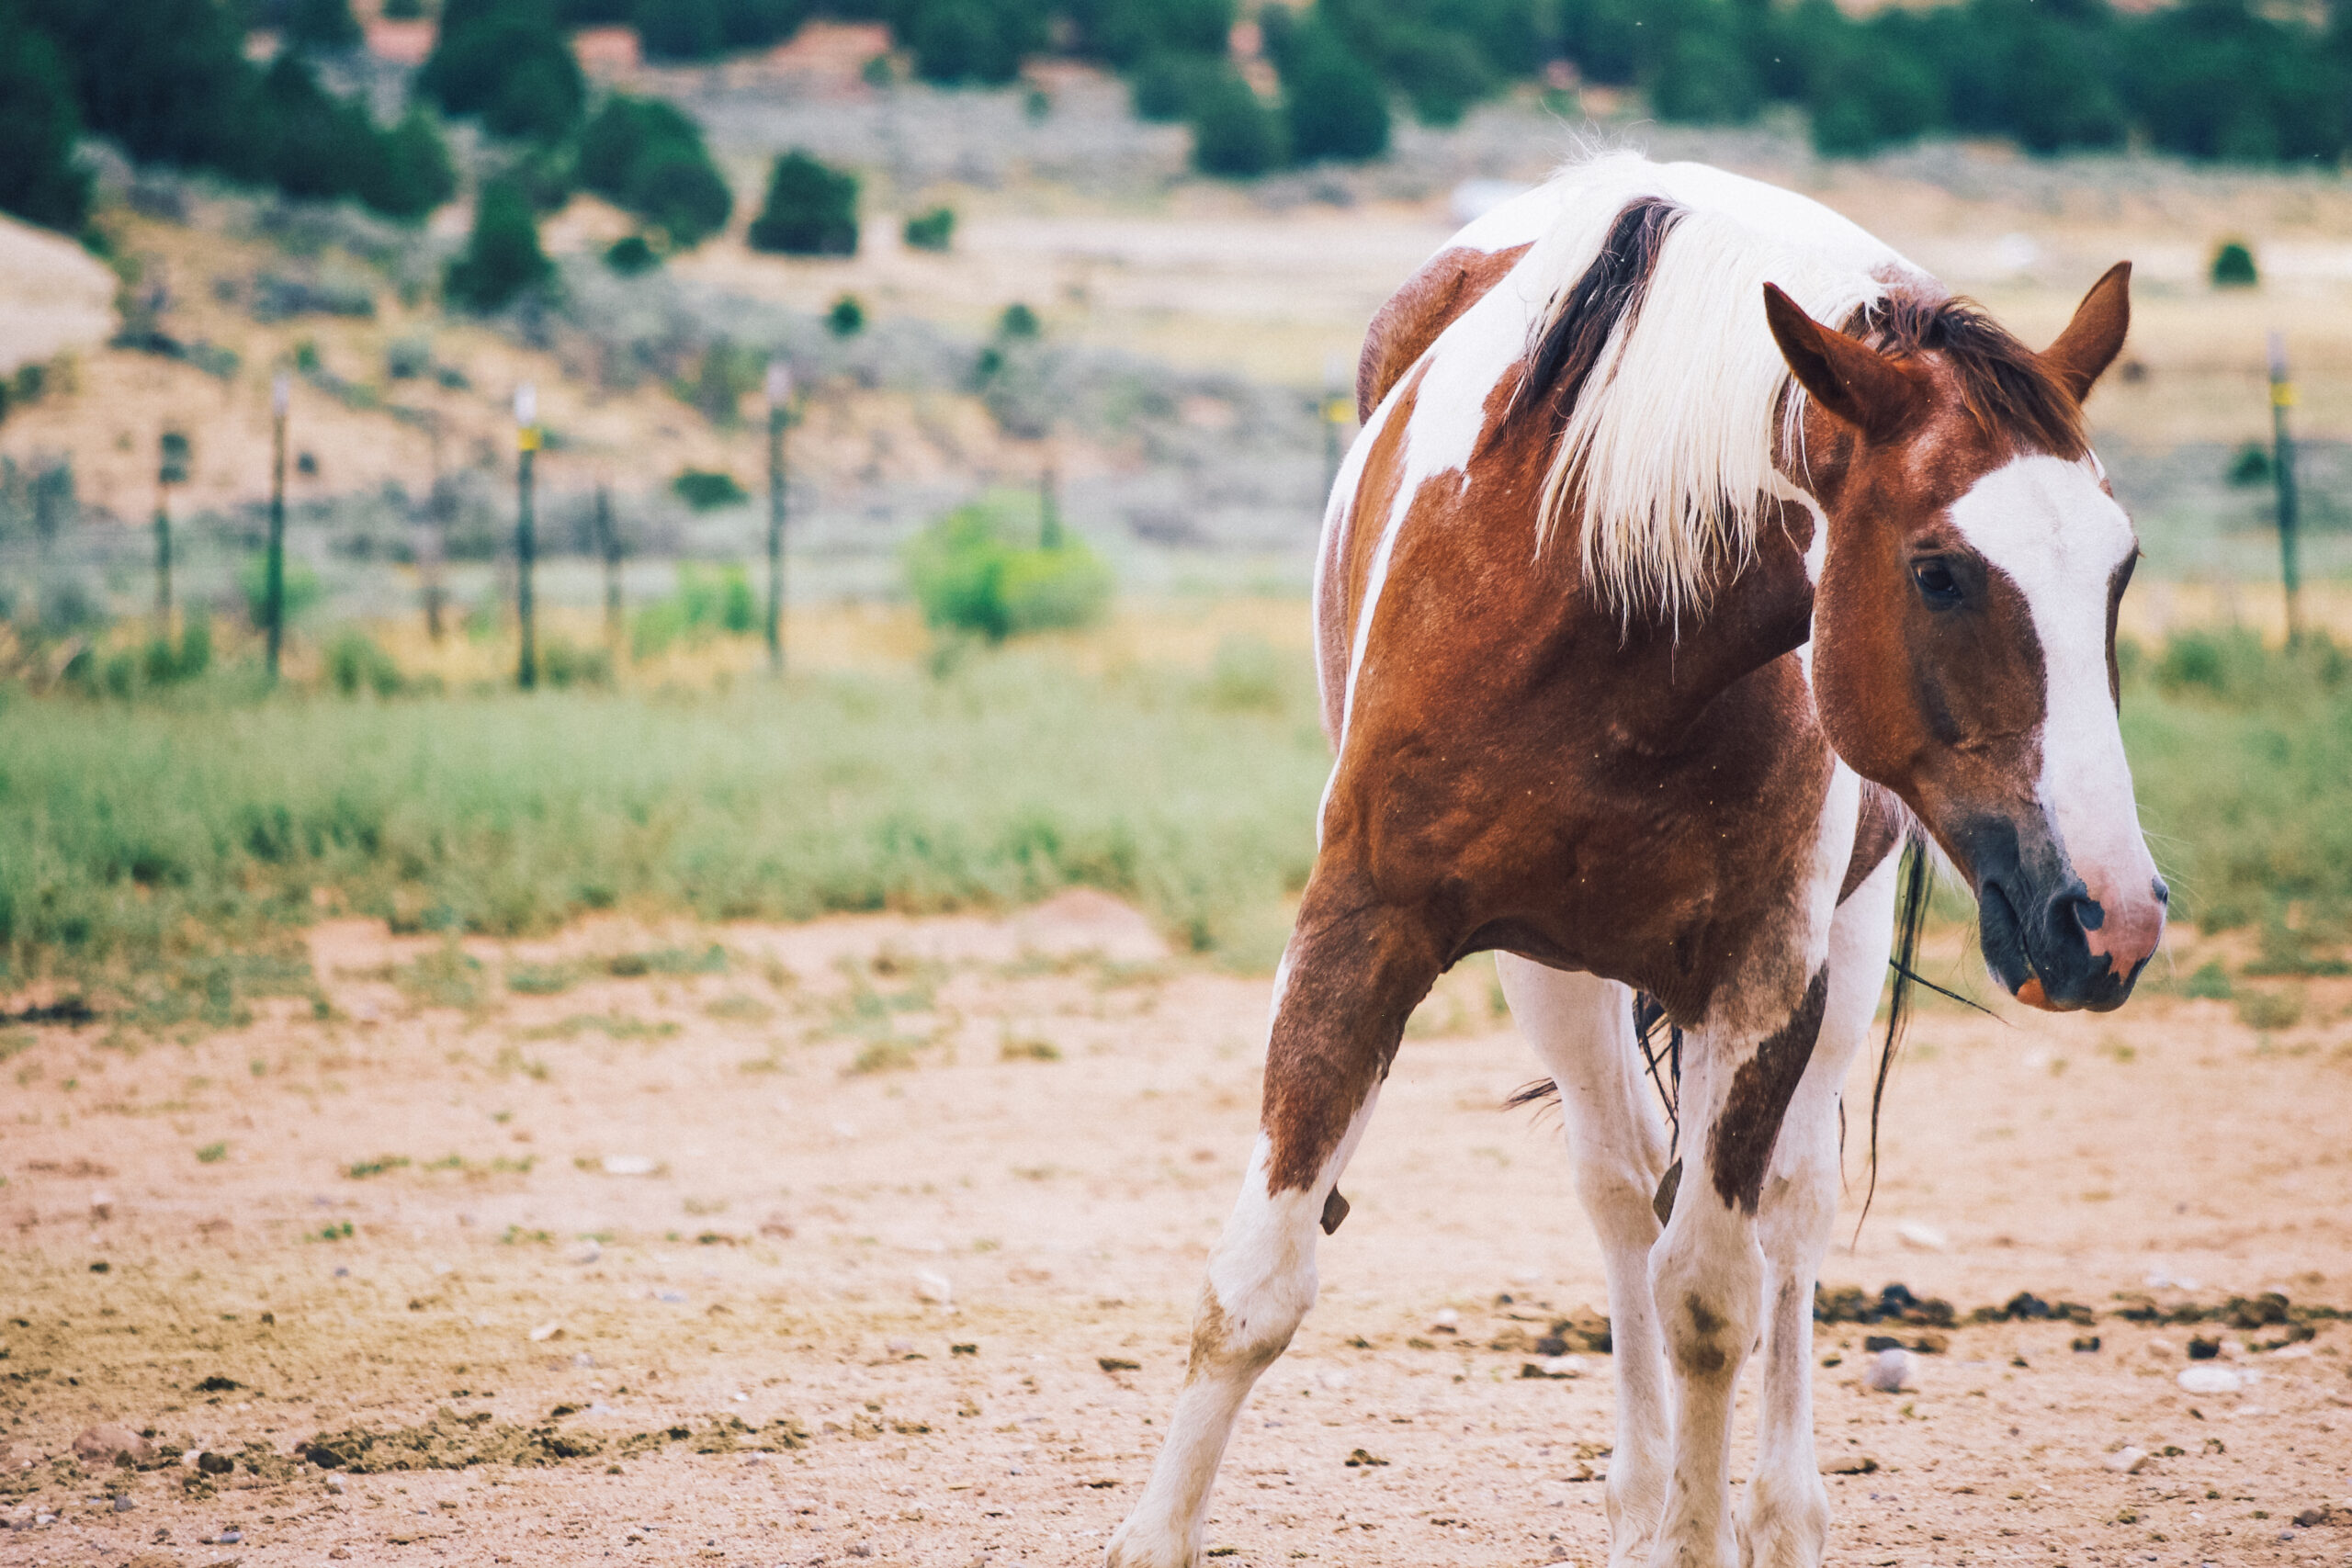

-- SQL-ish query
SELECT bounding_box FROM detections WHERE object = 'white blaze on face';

[1946,455,2165,968]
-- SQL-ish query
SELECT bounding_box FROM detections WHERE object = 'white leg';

[1740,853,1898,1568]
[1104,1105,1375,1568]
[1110,886,1436,1568]
[1497,956,1674,1568]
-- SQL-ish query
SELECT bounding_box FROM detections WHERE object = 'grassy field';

[1,618,2346,1014]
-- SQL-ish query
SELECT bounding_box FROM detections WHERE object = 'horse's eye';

[1912,558,1962,608]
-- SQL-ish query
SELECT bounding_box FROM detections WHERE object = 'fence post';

[154,430,189,640]
[514,381,539,691]
[2267,331,2301,648]
[266,374,289,682]
[594,482,623,654]
[765,360,792,674]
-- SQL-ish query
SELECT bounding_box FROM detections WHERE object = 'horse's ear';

[2041,261,2132,403]
[1761,283,1919,442]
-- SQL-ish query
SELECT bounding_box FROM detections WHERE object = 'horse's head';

[1763,266,2163,1013]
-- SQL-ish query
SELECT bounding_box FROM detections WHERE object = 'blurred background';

[2,0,2349,1010]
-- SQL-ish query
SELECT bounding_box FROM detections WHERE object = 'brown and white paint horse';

[1106,153,2166,1568]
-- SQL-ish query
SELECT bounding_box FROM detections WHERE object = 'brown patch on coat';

[1679,1292,1729,1376]
[1187,1287,1291,1381]
[1356,243,1532,421]
[1708,968,1831,1214]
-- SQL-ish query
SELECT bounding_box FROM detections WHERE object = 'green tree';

[1188,67,1281,175]
[579,96,731,247]
[0,11,91,231]
[748,150,858,255]
[1278,22,1388,162]
[445,177,553,311]
[417,0,586,141]
[286,0,362,51]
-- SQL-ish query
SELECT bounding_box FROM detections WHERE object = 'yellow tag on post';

[518,425,542,452]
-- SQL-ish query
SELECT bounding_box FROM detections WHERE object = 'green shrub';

[605,234,660,275]
[0,13,92,232]
[326,628,404,697]
[902,205,956,252]
[672,468,749,510]
[905,498,1112,641]
[417,0,587,141]
[2211,241,2258,288]
[748,150,858,256]
[1277,24,1387,163]
[445,177,553,312]
[1127,50,1224,120]
[1188,67,1282,175]
[632,563,759,655]
[827,294,866,336]
[538,635,614,689]
[237,556,322,628]
[577,94,731,248]
[2227,441,2271,487]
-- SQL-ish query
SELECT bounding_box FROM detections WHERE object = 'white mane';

[1516,154,1927,623]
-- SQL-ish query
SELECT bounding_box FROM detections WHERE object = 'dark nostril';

[2066,895,2105,934]
[2152,875,2170,907]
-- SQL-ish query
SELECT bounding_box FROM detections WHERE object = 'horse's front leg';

[1106,878,1443,1568]
[1741,850,1899,1568]
[1649,966,1834,1568]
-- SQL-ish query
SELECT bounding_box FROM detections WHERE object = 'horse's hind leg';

[1496,956,1673,1568]
[1740,852,1898,1568]
[1106,883,1443,1568]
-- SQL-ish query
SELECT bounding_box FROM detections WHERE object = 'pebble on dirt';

[914,1270,953,1306]
[2177,1365,2244,1395]
[72,1425,155,1468]
[1865,1348,1917,1393]
[2104,1446,2152,1473]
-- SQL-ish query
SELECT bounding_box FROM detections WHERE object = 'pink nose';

[2081,877,2166,980]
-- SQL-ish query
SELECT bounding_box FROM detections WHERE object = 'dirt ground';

[4,894,2351,1568]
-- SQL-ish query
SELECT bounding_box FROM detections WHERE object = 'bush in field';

[445,178,554,312]
[905,499,1112,641]
[1069,0,1232,66]
[286,0,364,51]
[417,0,586,141]
[1272,20,1388,162]
[578,95,732,248]
[902,206,956,252]
[1188,68,1283,175]
[0,11,91,231]
[326,628,405,698]
[672,468,749,510]
[632,563,759,656]
[748,151,858,256]
[2211,241,2258,288]
[237,555,322,627]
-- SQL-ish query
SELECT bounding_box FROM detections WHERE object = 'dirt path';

[4,899,2349,1567]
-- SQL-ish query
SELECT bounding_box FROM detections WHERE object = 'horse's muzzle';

[1961,818,2163,1014]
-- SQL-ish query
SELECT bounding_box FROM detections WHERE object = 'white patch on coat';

[1333,242,1555,745]
[1944,455,2156,903]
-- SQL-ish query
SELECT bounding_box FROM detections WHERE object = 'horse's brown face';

[1767,268,2165,1013]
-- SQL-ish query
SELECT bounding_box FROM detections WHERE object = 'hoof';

[1103,1517,1197,1568]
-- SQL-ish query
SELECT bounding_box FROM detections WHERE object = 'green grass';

[0,646,1328,987]
[0,626,2345,998]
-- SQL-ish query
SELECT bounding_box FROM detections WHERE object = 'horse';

[1105,152,2165,1568]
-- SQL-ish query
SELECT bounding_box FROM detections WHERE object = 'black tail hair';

[1854,835,1934,1233]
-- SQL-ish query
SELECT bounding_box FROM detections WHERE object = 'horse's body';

[1109,154,2165,1568]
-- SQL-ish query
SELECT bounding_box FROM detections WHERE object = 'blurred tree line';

[0,0,455,234]
[1581,0,2352,162]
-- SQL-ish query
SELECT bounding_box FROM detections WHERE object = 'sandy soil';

[4,897,2350,1567]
